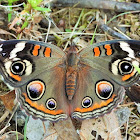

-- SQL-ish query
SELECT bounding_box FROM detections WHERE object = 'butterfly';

[0,39,139,122]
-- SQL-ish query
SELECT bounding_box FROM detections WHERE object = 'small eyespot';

[96,81,113,100]
[27,80,45,101]
[136,52,140,57]
[11,61,25,75]
[46,98,57,110]
[119,61,133,74]
[82,97,93,108]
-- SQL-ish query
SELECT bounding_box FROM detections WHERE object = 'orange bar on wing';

[75,94,116,112]
[122,71,135,81]
[10,72,21,81]
[104,44,112,56]
[44,47,51,57]
[23,93,63,115]
[94,47,100,57]
[32,45,40,56]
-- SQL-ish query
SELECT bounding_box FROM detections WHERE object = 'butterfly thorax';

[66,46,79,100]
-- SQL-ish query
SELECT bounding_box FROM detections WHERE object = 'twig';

[98,20,130,39]
[0,110,9,123]
[0,3,24,8]
[113,27,131,39]
[5,103,19,128]
[51,0,140,12]
[0,123,10,135]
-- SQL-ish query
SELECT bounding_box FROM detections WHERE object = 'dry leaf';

[80,111,122,140]
[43,117,80,140]
[54,117,80,140]
[0,90,16,111]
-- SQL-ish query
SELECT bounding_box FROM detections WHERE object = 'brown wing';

[17,66,69,121]
[79,40,140,87]
[71,66,125,119]
[0,40,65,87]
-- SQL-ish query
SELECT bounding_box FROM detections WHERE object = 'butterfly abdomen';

[66,68,77,100]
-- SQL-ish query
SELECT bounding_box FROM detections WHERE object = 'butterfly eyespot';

[11,61,25,75]
[136,52,140,57]
[27,80,45,101]
[96,81,113,100]
[46,98,57,110]
[119,61,133,74]
[82,97,93,108]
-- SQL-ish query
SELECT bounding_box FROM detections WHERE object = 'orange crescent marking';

[44,47,51,57]
[94,47,100,57]
[104,44,112,56]
[75,94,116,112]
[9,72,21,81]
[23,93,63,115]
[32,45,40,56]
[122,71,135,81]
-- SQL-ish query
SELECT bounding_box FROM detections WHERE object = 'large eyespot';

[27,80,45,101]
[82,97,93,108]
[46,98,57,110]
[11,61,25,75]
[96,81,113,100]
[119,61,133,74]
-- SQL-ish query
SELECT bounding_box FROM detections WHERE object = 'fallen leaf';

[0,90,16,111]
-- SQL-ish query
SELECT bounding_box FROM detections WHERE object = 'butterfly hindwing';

[71,67,125,119]
[17,66,69,121]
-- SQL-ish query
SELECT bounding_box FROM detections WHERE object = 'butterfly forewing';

[79,40,140,87]
[0,40,65,87]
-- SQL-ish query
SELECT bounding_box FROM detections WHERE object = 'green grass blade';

[8,3,12,22]
[133,64,140,74]
[34,7,51,12]
[90,25,98,45]
[107,11,131,24]
[24,116,29,140]
[69,9,84,39]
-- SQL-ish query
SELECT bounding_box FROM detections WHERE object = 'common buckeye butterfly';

[0,39,139,121]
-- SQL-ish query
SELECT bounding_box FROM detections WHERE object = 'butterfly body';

[65,46,80,100]
[0,39,139,121]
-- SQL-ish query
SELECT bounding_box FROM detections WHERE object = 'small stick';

[98,20,129,39]
[51,0,140,12]
[0,110,9,123]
